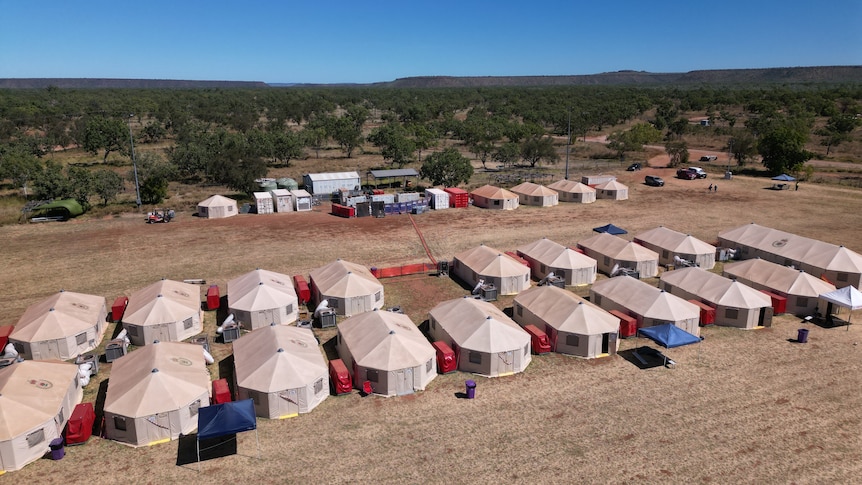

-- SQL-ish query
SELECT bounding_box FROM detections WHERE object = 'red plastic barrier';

[688,300,716,326]
[212,378,232,404]
[64,402,95,445]
[111,296,129,323]
[401,263,427,275]
[329,359,352,395]
[331,203,355,218]
[0,325,14,352]
[524,324,551,354]
[206,285,220,311]
[759,290,787,315]
[379,266,403,278]
[432,341,457,374]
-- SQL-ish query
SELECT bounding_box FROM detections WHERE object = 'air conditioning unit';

[104,339,128,363]
[190,335,210,353]
[221,322,241,343]
[546,276,565,288]
[75,353,99,376]
[317,309,337,328]
[480,284,498,302]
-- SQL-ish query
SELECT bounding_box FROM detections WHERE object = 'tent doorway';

[395,368,413,396]
[603,333,617,355]
[147,412,172,445]
[758,307,774,327]
[498,351,514,375]
[151,324,171,343]
[278,389,299,418]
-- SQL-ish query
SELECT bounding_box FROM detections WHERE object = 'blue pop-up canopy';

[771,173,796,182]
[197,399,259,471]
[593,223,628,235]
[638,323,701,348]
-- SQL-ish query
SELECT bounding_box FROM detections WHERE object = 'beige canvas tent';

[470,185,519,210]
[122,279,203,346]
[10,290,108,361]
[516,237,597,286]
[308,259,384,316]
[228,268,299,330]
[595,179,629,200]
[659,267,773,329]
[547,179,596,203]
[634,226,716,269]
[197,194,238,219]
[453,244,531,295]
[336,310,436,396]
[103,342,210,447]
[723,259,835,316]
[510,182,559,207]
[513,286,620,358]
[717,222,862,289]
[577,233,659,278]
[0,360,82,472]
[428,297,531,377]
[590,276,702,336]
[233,325,328,418]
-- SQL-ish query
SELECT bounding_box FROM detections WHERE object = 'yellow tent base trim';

[279,413,299,419]
[148,438,171,446]
[597,353,610,358]
[0,470,6,476]
[497,371,514,377]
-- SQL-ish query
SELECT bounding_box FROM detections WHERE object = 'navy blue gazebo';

[593,223,628,235]
[636,323,701,367]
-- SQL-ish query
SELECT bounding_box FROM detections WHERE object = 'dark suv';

[645,175,664,186]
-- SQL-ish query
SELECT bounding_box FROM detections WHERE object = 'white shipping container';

[425,188,450,210]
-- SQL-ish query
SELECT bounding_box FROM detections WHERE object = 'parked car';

[627,162,642,171]
[644,175,664,187]
[699,155,718,162]
[677,167,707,179]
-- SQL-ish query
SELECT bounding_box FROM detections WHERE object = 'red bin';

[432,340,457,374]
[329,359,352,395]
[610,310,638,338]
[688,300,716,326]
[293,275,311,304]
[759,290,787,315]
[0,325,14,352]
[64,402,95,445]
[111,296,129,323]
[523,324,551,354]
[206,285,220,311]
[212,378,232,404]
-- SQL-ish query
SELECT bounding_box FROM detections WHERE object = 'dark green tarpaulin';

[31,199,84,220]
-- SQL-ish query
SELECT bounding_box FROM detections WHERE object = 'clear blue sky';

[1,0,860,84]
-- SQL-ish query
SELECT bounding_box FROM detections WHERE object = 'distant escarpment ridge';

[0,78,268,89]
[2,66,861,89]
[375,66,862,88]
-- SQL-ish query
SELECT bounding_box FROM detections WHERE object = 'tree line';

[0,84,860,209]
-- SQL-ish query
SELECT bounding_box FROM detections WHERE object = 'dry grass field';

[2,153,862,483]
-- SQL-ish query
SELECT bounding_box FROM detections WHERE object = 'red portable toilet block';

[609,310,638,338]
[111,296,129,323]
[688,300,716,326]
[293,275,311,304]
[759,290,787,315]
[206,285,220,311]
[431,340,457,374]
[329,359,352,395]
[212,378,232,404]
[523,324,551,354]
[64,402,95,445]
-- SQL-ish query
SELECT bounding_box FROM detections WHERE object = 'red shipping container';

[523,324,551,354]
[64,402,95,445]
[329,359,352,395]
[0,325,14,352]
[331,203,355,218]
[688,300,716,326]
[206,285,220,311]
[432,340,457,374]
[759,290,787,315]
[610,310,638,338]
[212,378,232,404]
[444,187,469,208]
[111,296,129,323]
[293,275,311,304]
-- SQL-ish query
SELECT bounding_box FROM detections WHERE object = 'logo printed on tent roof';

[288,338,308,348]
[28,379,53,389]
[171,357,193,366]
[772,239,788,247]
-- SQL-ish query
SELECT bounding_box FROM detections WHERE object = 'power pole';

[564,108,571,180]
[128,114,142,209]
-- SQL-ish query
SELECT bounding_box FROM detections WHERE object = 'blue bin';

[465,380,476,399]
[797,328,809,343]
